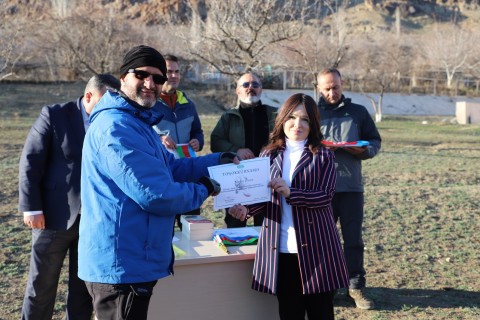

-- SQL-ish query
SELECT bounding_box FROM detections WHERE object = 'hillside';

[3,0,480,28]
[2,0,480,88]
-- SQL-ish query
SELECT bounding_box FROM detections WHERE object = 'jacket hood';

[318,95,350,111]
[90,90,163,126]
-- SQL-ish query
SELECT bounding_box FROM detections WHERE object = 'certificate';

[208,157,270,210]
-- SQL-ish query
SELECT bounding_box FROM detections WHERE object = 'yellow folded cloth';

[173,244,186,258]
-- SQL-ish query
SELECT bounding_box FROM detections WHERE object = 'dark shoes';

[348,288,375,310]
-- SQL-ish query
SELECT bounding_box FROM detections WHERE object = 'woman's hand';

[269,178,290,198]
[228,204,249,221]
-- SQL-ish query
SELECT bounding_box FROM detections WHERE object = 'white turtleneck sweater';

[279,138,307,253]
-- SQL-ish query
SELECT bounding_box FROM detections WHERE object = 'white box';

[180,215,214,240]
[180,215,214,231]
[183,228,214,241]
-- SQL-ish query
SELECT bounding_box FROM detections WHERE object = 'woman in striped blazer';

[229,93,349,320]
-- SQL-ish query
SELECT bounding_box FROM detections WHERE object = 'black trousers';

[22,215,92,320]
[331,192,366,289]
[277,253,335,320]
[86,281,157,320]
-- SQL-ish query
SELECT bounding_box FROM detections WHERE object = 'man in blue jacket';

[78,45,234,319]
[153,54,205,229]
[317,68,381,310]
[153,54,204,153]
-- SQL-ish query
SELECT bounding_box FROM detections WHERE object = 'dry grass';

[0,84,479,319]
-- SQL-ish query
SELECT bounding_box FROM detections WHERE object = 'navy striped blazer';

[249,144,349,295]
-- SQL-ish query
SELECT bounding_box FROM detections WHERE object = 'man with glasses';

[211,72,276,228]
[152,54,204,229]
[78,45,236,319]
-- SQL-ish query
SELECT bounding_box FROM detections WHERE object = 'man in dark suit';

[18,74,120,320]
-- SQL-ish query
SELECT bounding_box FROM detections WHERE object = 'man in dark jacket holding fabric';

[317,68,381,310]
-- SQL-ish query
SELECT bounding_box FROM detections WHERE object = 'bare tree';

[51,0,76,17]
[349,32,415,122]
[420,23,478,89]
[179,0,320,79]
[0,2,28,81]
[31,4,142,81]
[279,0,351,97]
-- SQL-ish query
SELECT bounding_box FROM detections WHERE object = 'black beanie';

[119,45,167,77]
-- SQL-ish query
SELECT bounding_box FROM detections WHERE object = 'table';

[147,229,279,320]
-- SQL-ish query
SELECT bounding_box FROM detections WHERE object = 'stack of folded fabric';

[321,140,370,147]
[213,227,259,246]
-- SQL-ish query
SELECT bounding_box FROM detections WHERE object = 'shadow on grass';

[335,287,480,310]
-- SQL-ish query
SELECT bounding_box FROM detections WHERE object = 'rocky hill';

[3,0,195,25]
[3,0,480,27]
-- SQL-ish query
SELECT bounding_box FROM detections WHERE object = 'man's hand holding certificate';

[207,157,270,210]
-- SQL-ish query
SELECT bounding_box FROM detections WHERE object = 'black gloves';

[220,152,237,164]
[198,176,221,196]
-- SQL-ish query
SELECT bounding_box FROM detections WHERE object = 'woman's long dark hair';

[263,93,323,154]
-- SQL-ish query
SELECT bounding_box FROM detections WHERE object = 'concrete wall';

[456,102,480,124]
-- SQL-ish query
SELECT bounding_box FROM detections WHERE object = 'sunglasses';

[127,69,168,85]
[240,81,261,89]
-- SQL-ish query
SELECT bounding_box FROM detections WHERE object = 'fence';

[7,61,479,97]
[192,68,480,97]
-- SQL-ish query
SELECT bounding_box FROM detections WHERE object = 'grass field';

[0,84,479,319]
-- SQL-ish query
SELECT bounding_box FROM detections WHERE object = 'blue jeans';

[332,192,366,289]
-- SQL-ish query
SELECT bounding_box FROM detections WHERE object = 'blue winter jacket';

[152,90,204,150]
[78,91,221,284]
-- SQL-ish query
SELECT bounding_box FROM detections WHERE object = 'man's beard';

[240,95,260,105]
[123,84,158,108]
[136,88,158,108]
